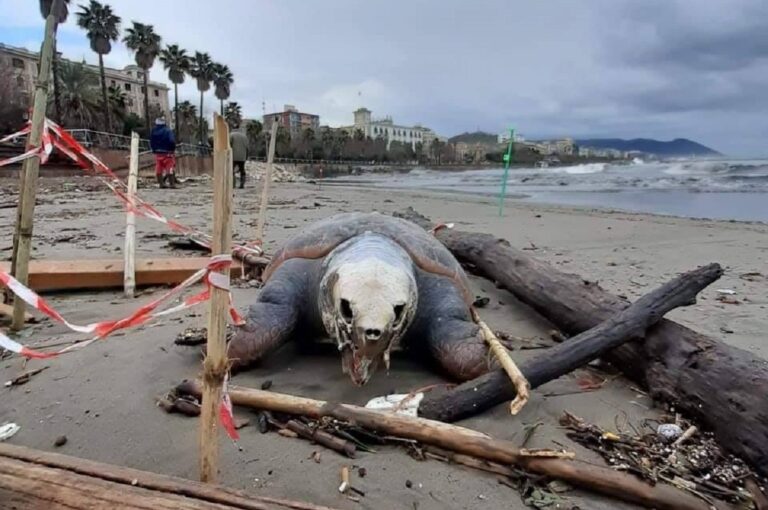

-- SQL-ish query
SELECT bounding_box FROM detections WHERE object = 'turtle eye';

[393,304,406,323]
[340,299,354,322]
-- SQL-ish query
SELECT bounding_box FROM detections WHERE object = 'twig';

[471,308,529,415]
[4,366,48,387]
[672,426,698,448]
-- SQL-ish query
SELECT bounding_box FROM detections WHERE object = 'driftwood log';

[397,208,768,476]
[0,443,337,510]
[175,380,715,510]
[419,262,722,422]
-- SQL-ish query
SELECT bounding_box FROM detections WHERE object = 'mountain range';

[574,138,721,157]
[449,131,721,157]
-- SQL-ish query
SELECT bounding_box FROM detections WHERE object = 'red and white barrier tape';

[0,254,243,359]
[2,121,249,439]
[1,119,263,256]
[0,253,243,440]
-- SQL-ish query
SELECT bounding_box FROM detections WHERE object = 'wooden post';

[11,0,61,331]
[198,113,233,483]
[255,121,278,246]
[123,132,139,298]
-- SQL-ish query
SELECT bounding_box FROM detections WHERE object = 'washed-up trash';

[657,423,684,442]
[716,289,736,295]
[365,393,424,417]
[0,423,20,442]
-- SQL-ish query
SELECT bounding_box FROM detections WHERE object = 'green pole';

[498,128,514,216]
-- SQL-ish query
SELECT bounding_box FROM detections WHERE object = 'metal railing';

[66,129,211,156]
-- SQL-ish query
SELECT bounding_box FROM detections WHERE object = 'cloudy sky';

[1,0,766,156]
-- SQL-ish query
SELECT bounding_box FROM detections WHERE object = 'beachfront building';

[529,138,575,156]
[262,105,320,138]
[343,107,440,151]
[455,142,488,163]
[0,43,171,122]
[497,131,526,144]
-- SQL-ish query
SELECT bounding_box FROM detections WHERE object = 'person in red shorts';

[149,117,177,188]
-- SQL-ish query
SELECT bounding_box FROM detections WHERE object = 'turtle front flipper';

[228,259,317,371]
[411,271,491,381]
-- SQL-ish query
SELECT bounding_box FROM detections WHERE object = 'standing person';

[230,126,249,189]
[150,117,177,189]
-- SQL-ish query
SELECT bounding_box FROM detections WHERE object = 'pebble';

[657,423,683,441]
[54,435,68,447]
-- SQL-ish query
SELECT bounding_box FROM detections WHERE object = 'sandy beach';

[1,175,767,509]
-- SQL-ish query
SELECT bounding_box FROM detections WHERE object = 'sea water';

[338,159,768,222]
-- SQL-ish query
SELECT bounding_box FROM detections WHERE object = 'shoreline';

[318,179,768,226]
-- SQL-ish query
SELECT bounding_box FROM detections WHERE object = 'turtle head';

[320,234,418,385]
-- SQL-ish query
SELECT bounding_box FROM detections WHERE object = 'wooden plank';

[0,258,243,292]
[255,121,279,247]
[10,1,60,330]
[199,113,233,483]
[124,132,140,297]
[0,444,336,510]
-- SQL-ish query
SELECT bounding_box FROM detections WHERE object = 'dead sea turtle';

[228,212,490,385]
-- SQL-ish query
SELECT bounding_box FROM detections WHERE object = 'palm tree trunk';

[173,82,179,138]
[220,99,224,116]
[98,53,111,133]
[52,40,62,124]
[199,91,204,145]
[143,70,150,131]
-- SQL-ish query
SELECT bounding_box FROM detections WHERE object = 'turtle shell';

[263,212,473,305]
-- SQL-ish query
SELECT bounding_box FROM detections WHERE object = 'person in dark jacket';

[230,127,249,189]
[150,117,177,188]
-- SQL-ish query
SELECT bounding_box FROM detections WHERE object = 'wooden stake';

[255,121,279,247]
[471,308,530,415]
[10,0,60,331]
[123,132,139,298]
[198,113,233,483]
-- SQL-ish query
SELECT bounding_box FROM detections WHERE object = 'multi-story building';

[262,105,320,138]
[498,131,526,144]
[455,141,488,163]
[531,138,575,156]
[344,108,437,150]
[0,43,171,125]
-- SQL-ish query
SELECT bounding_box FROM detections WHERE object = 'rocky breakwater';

[245,161,304,183]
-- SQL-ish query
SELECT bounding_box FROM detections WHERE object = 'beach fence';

[0,112,275,481]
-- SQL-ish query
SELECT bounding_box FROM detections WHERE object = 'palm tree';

[173,100,197,142]
[337,129,350,159]
[57,60,100,128]
[76,0,121,133]
[107,84,126,122]
[246,119,262,140]
[223,101,242,128]
[189,52,214,144]
[212,63,233,115]
[158,44,190,134]
[40,0,71,123]
[123,21,161,131]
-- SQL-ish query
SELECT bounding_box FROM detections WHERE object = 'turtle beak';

[341,346,372,386]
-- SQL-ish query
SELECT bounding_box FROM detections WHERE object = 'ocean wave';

[551,162,607,174]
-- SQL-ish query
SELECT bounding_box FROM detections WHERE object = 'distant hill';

[449,131,498,145]
[575,138,720,157]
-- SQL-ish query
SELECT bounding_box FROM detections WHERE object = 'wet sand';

[1,176,766,509]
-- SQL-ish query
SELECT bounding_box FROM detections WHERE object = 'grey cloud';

[1,0,766,155]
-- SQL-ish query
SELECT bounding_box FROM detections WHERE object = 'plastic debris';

[657,423,684,442]
[0,423,20,442]
[365,393,424,417]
